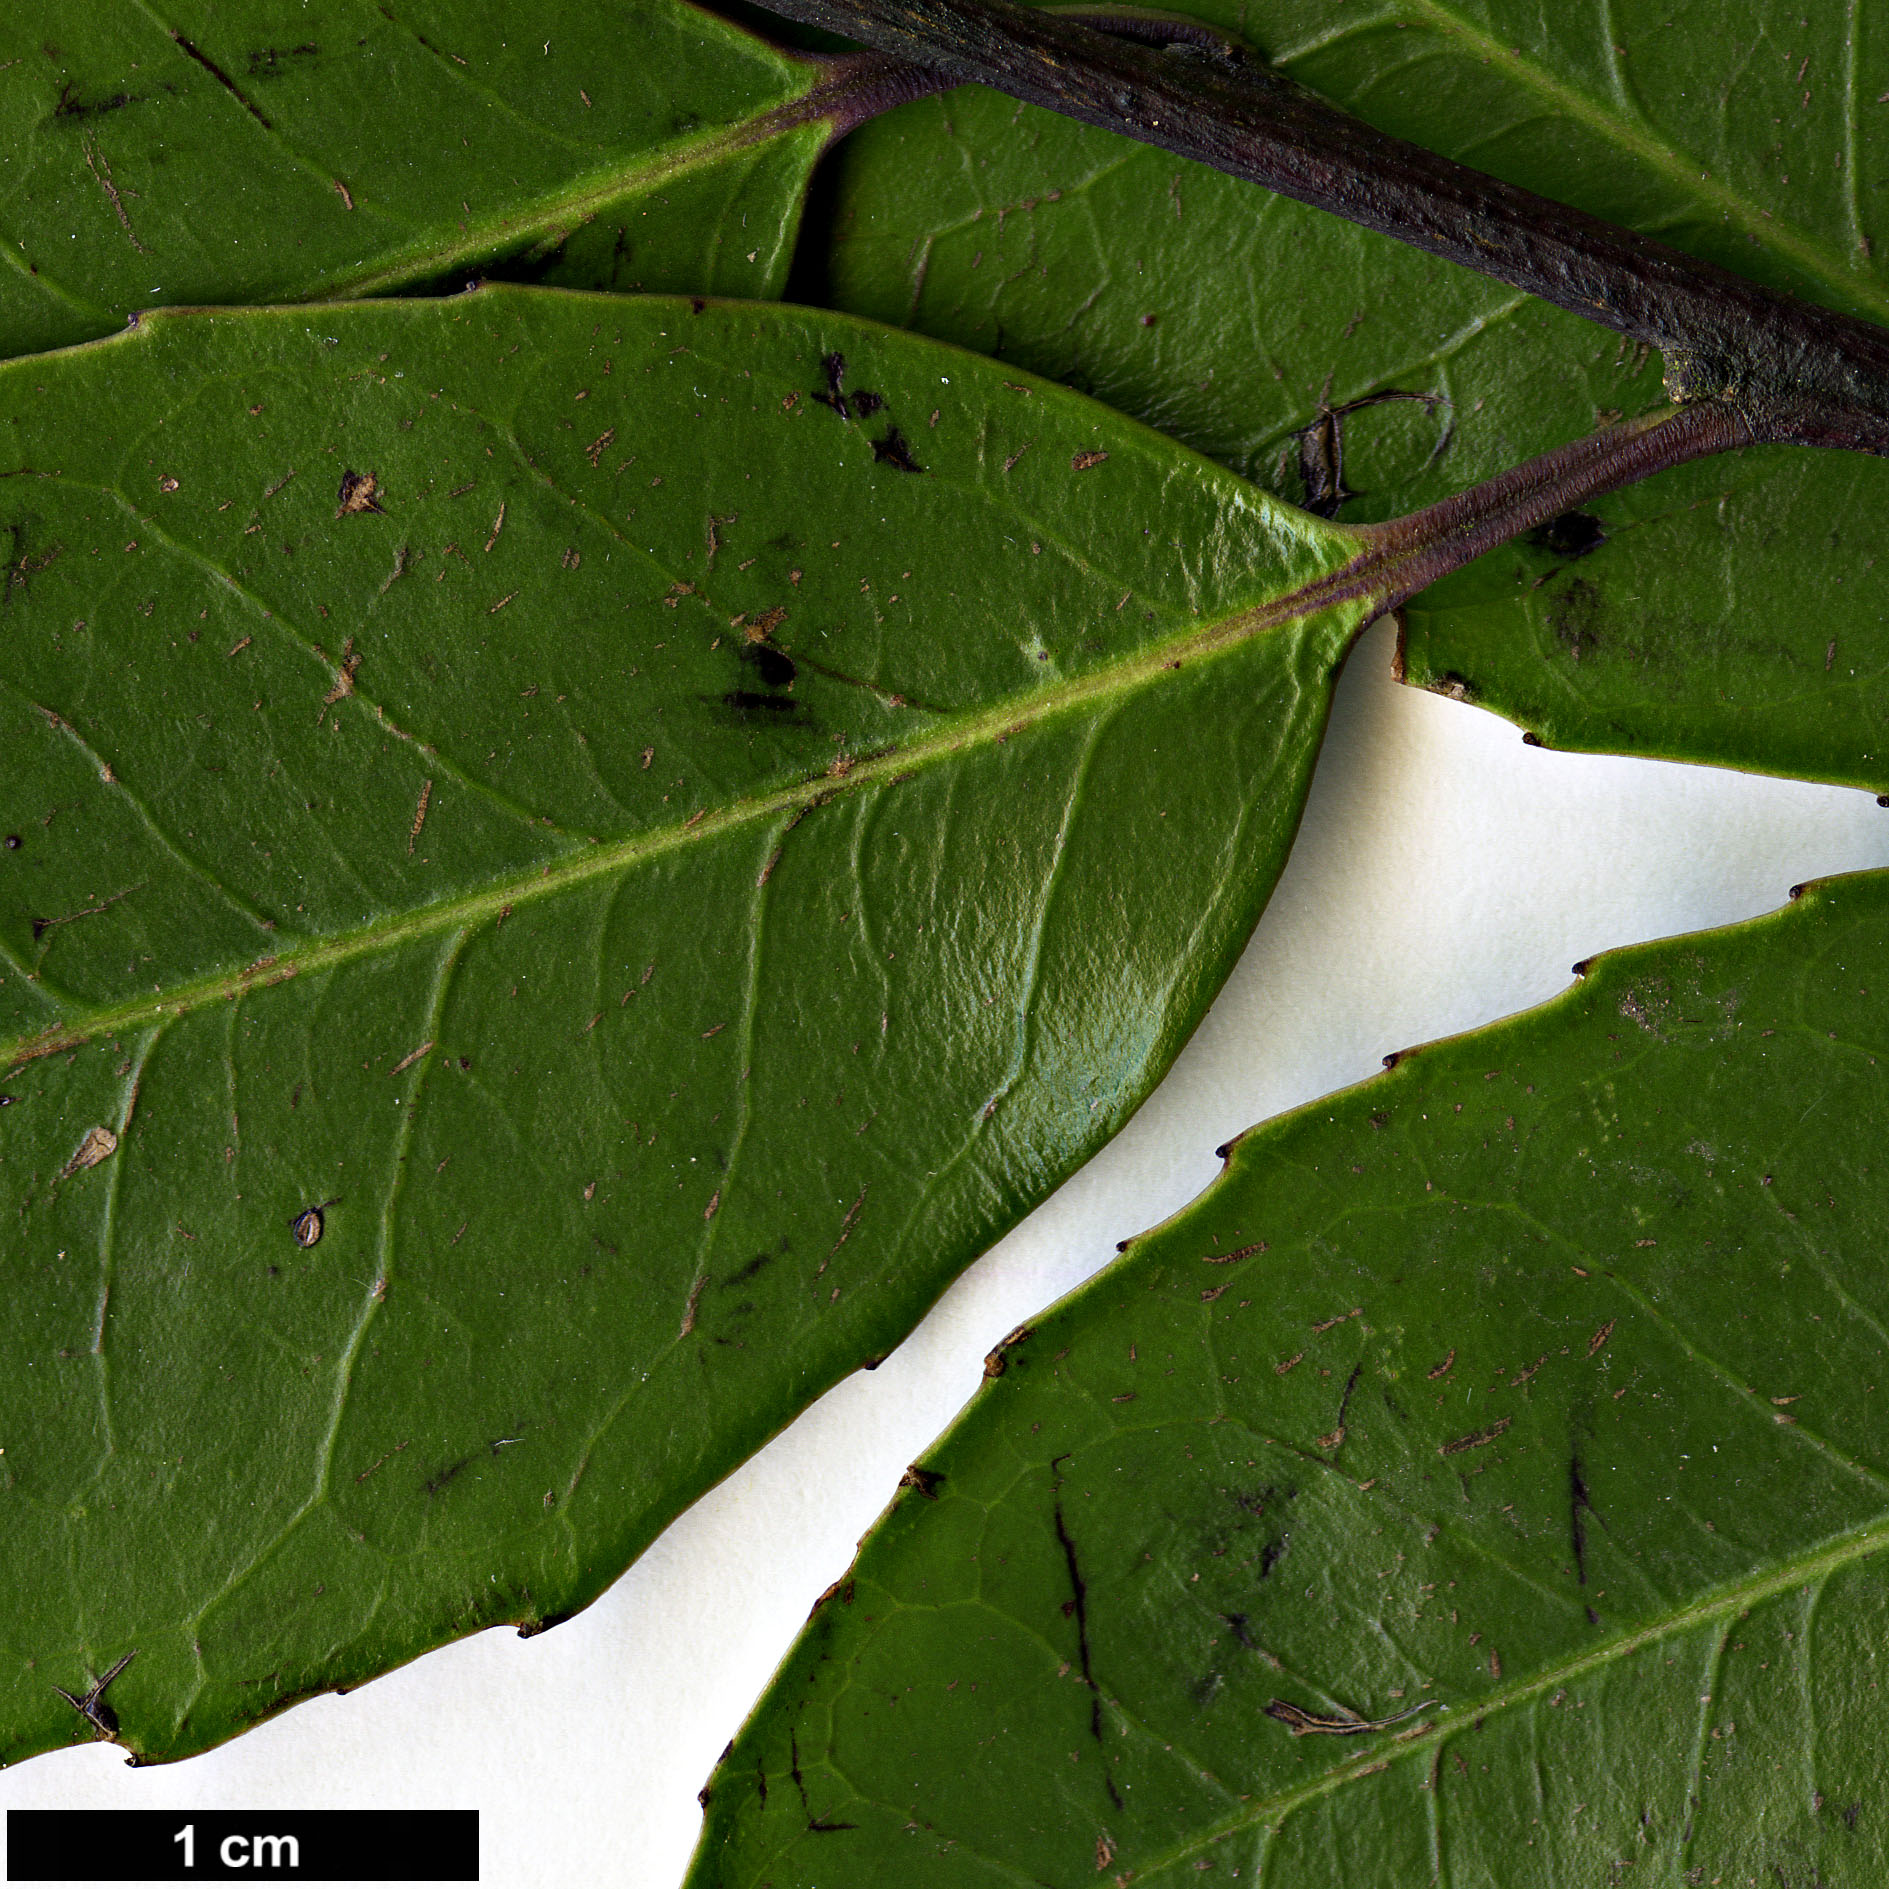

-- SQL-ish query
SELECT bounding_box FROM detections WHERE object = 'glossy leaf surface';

[0,0,842,361]
[0,287,1372,1763]
[820,2,1889,789]
[690,869,1889,1887]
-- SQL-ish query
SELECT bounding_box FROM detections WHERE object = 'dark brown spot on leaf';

[52,84,140,123]
[245,44,319,77]
[872,427,924,473]
[1529,510,1608,560]
[335,469,384,517]
[1549,576,1602,661]
[1439,1417,1512,1456]
[813,351,849,419]
[745,643,797,689]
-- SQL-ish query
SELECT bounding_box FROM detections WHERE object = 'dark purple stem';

[1359,402,1754,609]
[1218,403,1754,643]
[759,0,1889,454]
[802,49,950,139]
[798,13,1248,143]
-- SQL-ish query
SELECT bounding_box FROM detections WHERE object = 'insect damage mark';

[32,883,142,943]
[1528,510,1608,560]
[1296,388,1447,518]
[245,43,320,77]
[723,1239,789,1289]
[715,676,807,723]
[824,1185,867,1264]
[319,638,362,718]
[167,29,274,129]
[1440,1416,1512,1456]
[58,1126,117,1180]
[1318,1362,1363,1451]
[871,426,925,473]
[983,1322,1035,1378]
[808,351,922,469]
[745,598,791,636]
[377,544,418,596]
[1263,1695,1435,1737]
[52,83,142,123]
[679,1271,707,1338]
[335,469,385,516]
[806,1576,854,1621]
[1569,1447,1602,1623]
[1051,1461,1124,1807]
[353,1439,408,1483]
[1548,575,1604,662]
[1424,670,1479,705]
[1220,1611,1264,1652]
[813,351,851,418]
[1223,1478,1292,1578]
[408,778,432,854]
[424,1454,474,1497]
[742,640,797,690]
[784,1725,858,1834]
[3,519,63,610]
[704,511,741,569]
[899,1464,945,1498]
[79,136,148,252]
[1202,1240,1266,1264]
[52,1650,136,1742]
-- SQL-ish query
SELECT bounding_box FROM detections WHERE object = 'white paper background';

[6,618,1887,1887]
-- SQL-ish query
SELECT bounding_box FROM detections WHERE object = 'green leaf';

[688,867,1889,1888]
[0,0,849,360]
[1397,451,1889,795]
[0,286,1375,1763]
[818,3,1889,789]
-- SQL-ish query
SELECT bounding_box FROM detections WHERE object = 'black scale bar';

[7,1810,477,1882]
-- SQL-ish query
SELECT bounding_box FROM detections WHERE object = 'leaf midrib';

[313,74,836,300]
[1132,1508,1889,1876]
[2,539,1386,1071]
